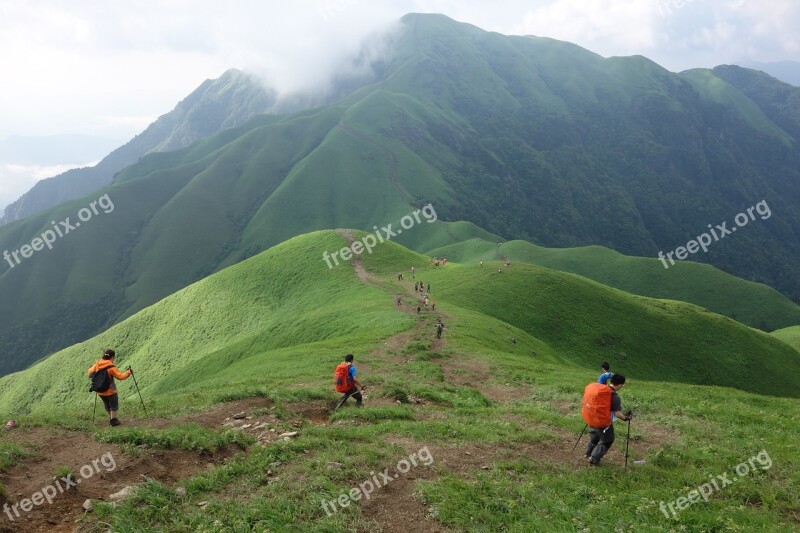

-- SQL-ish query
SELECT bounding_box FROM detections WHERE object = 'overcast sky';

[1,0,798,210]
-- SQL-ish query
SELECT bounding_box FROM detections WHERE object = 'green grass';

[1,230,798,531]
[0,440,28,471]
[94,424,254,453]
[428,237,800,331]
[771,325,800,352]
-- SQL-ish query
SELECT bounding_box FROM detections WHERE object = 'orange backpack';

[581,382,613,427]
[334,363,353,393]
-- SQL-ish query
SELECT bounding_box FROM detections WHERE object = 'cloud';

[1,0,798,143]
[507,0,800,71]
[513,0,659,51]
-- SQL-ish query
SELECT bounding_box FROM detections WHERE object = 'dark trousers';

[341,387,362,406]
[586,424,615,462]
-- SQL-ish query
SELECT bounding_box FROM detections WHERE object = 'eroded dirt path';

[0,236,675,532]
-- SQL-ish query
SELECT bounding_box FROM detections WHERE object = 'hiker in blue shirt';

[598,362,613,384]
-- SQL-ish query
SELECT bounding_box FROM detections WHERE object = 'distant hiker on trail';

[414,282,419,291]
[480,260,483,267]
[431,301,436,311]
[397,272,403,281]
[397,296,402,306]
[598,362,613,384]
[435,320,445,339]
[427,283,431,292]
[334,354,365,409]
[417,305,421,314]
[88,349,132,426]
[411,266,415,278]
[582,374,632,465]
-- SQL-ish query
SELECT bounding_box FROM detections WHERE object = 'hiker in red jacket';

[334,354,365,408]
[88,349,132,426]
[583,374,632,465]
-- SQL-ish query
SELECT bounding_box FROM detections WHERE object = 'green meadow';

[0,231,797,530]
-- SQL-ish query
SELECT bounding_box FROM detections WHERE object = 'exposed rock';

[232,412,247,420]
[175,487,187,496]
[109,486,134,501]
[278,431,298,439]
[82,499,93,511]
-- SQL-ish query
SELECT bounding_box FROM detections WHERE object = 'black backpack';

[89,366,114,393]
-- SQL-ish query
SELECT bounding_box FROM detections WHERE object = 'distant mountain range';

[1,13,800,376]
[0,69,277,226]
[739,60,800,86]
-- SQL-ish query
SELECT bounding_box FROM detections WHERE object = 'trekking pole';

[571,423,588,453]
[92,393,97,423]
[127,367,149,418]
[624,418,632,470]
[334,386,366,411]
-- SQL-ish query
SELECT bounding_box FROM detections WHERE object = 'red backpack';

[581,382,612,427]
[334,363,353,393]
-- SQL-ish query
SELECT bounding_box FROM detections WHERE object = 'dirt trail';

[0,236,670,532]
[0,397,275,532]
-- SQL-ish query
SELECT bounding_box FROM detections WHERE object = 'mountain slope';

[0,69,276,226]
[712,64,800,140]
[0,232,797,531]
[428,238,800,331]
[3,13,800,375]
[1,230,798,419]
[771,325,800,352]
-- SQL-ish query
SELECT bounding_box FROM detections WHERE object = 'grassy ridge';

[0,231,419,415]
[428,237,800,331]
[395,261,800,398]
[4,230,799,421]
[771,326,800,352]
[0,231,798,531]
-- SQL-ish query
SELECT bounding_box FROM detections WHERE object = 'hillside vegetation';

[0,231,797,531]
[428,237,800,331]
[771,325,800,352]
[3,13,800,379]
[1,231,797,417]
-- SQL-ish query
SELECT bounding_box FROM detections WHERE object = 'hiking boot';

[356,402,363,408]
[109,418,121,427]
[588,457,599,466]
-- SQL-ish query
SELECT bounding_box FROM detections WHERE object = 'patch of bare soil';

[0,397,282,532]
[0,427,231,533]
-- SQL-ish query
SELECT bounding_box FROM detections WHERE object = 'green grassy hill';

[428,238,800,331]
[0,231,798,531]
[1,231,797,418]
[771,325,800,352]
[4,12,800,379]
[0,231,800,532]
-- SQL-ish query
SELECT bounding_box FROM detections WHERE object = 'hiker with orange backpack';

[581,374,632,465]
[334,354,365,409]
[88,349,132,426]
